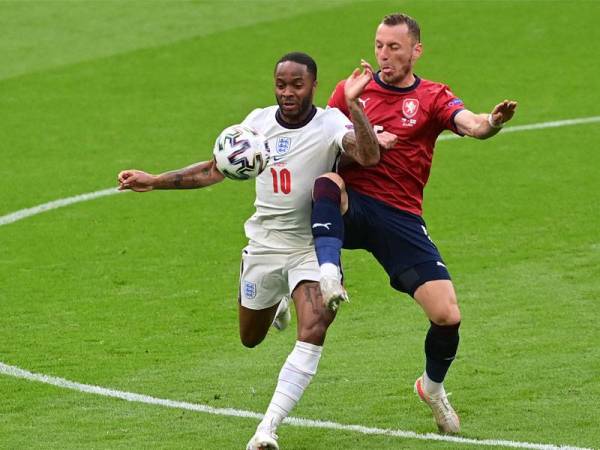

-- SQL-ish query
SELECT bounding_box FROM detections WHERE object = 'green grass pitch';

[1,1,599,449]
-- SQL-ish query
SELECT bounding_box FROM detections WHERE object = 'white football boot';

[414,376,460,434]
[246,429,279,450]
[272,296,291,331]
[319,275,349,311]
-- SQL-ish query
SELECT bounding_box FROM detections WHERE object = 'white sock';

[258,341,322,432]
[423,371,444,395]
[320,262,339,280]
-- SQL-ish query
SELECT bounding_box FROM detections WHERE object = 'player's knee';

[437,309,461,326]
[240,331,265,348]
[313,174,345,203]
[313,174,348,214]
[240,337,262,348]
[430,299,461,326]
[314,173,345,191]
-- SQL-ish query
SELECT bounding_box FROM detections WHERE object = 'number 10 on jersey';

[270,167,291,194]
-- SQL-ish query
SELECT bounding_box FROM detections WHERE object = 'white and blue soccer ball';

[213,124,270,180]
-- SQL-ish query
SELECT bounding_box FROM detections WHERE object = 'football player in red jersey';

[311,13,517,434]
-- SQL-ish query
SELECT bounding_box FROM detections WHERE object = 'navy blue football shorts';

[343,188,451,297]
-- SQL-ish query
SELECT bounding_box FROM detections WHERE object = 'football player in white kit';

[117,52,380,450]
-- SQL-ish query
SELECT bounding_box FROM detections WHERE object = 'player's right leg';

[248,280,335,450]
[311,173,349,310]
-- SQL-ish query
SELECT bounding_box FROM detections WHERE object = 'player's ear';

[412,42,423,62]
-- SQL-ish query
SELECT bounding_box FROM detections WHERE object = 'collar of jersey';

[275,105,317,129]
[374,72,421,93]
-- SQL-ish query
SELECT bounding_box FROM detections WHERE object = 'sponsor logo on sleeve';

[447,98,464,107]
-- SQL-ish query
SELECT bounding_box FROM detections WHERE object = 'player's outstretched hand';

[344,59,374,104]
[117,170,156,192]
[490,100,518,126]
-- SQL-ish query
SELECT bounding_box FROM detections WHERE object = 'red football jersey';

[328,73,465,216]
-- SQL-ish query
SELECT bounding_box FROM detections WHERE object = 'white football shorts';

[238,245,320,310]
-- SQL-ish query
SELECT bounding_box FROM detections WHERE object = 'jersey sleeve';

[433,85,465,135]
[240,108,264,129]
[324,107,353,152]
[326,80,350,117]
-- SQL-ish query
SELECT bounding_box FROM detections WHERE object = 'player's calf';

[248,341,322,449]
[311,176,348,310]
[311,176,344,268]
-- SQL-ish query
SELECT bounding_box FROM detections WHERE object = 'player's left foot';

[414,376,460,434]
[319,275,349,311]
[246,429,279,450]
[272,296,291,331]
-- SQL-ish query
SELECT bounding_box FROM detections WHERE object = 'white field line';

[439,115,600,141]
[0,187,124,226]
[0,116,599,228]
[0,362,593,450]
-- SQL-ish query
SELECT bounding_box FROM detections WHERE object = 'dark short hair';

[275,52,317,80]
[381,13,421,43]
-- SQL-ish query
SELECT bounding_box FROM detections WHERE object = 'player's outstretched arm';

[455,99,518,139]
[118,159,224,192]
[342,59,380,166]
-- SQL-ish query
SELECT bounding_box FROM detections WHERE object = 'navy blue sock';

[311,178,343,266]
[424,321,460,383]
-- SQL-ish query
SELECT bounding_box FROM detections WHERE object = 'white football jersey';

[241,105,352,249]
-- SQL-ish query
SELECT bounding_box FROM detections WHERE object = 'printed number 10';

[270,168,291,194]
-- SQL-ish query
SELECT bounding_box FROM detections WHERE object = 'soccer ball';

[213,124,270,180]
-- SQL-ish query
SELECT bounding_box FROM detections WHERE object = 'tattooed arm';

[342,102,380,166]
[117,159,224,192]
[340,60,380,166]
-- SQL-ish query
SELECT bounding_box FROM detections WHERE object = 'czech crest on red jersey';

[402,98,419,119]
